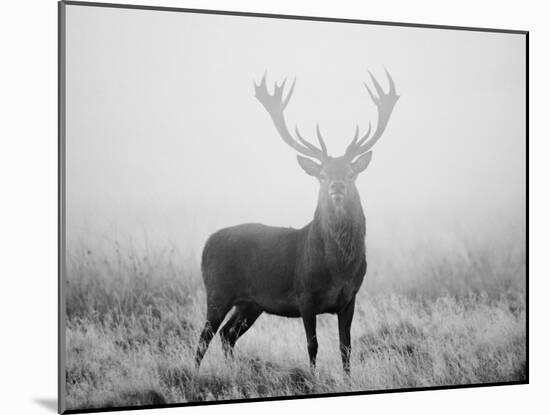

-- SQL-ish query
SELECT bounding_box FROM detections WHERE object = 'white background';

[0,0,543,414]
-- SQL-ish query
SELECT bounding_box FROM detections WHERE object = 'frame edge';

[58,1,67,413]
[62,0,528,35]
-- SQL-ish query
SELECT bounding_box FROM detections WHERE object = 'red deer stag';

[194,70,398,374]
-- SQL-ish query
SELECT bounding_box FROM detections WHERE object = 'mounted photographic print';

[58,1,528,413]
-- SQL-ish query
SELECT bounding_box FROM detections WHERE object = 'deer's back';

[201,223,304,316]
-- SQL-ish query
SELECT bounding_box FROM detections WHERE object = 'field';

[64,231,526,411]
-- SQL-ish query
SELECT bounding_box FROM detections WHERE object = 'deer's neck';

[311,190,366,268]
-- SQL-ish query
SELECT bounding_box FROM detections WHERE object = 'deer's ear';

[297,155,322,177]
[352,152,373,174]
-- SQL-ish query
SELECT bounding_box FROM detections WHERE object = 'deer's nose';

[330,181,346,194]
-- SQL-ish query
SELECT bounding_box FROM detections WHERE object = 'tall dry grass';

[64,233,526,411]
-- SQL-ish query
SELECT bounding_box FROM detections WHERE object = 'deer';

[194,70,398,375]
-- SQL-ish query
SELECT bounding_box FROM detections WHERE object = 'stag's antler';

[254,74,328,161]
[345,69,399,161]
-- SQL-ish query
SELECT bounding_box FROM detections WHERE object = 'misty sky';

[64,5,526,254]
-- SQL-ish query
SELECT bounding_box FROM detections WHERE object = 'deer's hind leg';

[194,295,233,369]
[220,302,262,357]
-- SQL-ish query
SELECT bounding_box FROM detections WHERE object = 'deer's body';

[194,70,398,374]
[202,193,366,319]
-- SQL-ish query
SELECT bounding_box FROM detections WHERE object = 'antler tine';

[345,70,399,161]
[273,78,287,102]
[296,124,329,158]
[384,68,397,96]
[350,124,360,147]
[296,126,324,154]
[368,70,385,101]
[364,83,377,105]
[255,74,326,161]
[345,122,371,159]
[315,124,328,157]
[355,122,372,148]
[282,78,296,110]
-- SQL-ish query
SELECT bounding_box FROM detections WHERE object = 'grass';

[64,233,526,411]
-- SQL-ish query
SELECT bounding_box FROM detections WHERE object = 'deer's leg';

[219,307,241,358]
[194,299,232,369]
[220,303,262,357]
[300,305,318,371]
[337,297,356,376]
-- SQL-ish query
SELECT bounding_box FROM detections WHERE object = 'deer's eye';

[347,172,355,180]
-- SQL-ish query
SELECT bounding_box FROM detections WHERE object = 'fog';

[64,5,526,257]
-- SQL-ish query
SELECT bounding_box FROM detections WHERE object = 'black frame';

[58,1,529,413]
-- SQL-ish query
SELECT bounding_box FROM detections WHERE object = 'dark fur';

[194,183,367,374]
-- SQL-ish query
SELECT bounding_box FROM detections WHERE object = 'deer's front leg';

[338,297,356,375]
[300,305,318,371]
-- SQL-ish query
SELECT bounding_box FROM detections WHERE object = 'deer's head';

[254,71,399,216]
